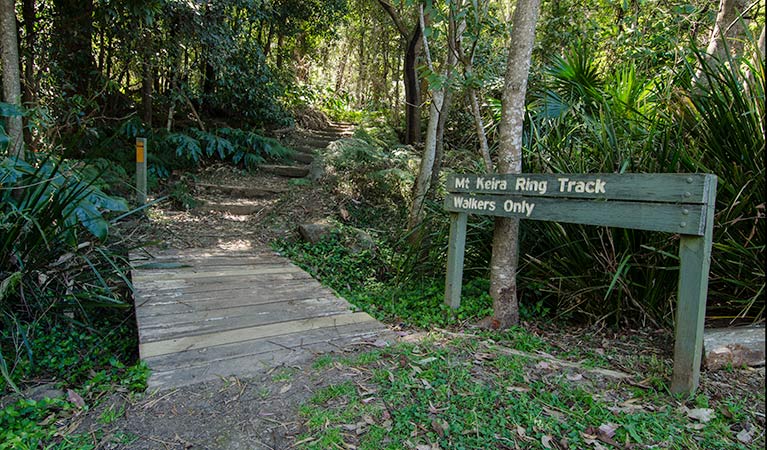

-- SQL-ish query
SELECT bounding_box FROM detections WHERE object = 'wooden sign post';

[136,137,148,206]
[443,173,717,396]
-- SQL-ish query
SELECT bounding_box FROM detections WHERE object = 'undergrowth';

[274,229,495,329]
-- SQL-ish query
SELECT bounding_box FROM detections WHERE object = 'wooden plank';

[138,297,355,342]
[139,311,378,358]
[446,173,708,203]
[133,254,285,264]
[445,213,467,309]
[134,279,328,304]
[671,176,717,396]
[131,250,282,261]
[444,194,706,235]
[131,264,303,282]
[144,321,387,372]
[147,333,377,390]
[138,294,348,327]
[133,272,316,296]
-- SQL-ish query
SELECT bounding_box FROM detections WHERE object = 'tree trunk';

[52,0,96,95]
[407,88,443,233]
[430,87,453,186]
[22,0,34,104]
[488,0,542,329]
[376,1,422,145]
[699,0,750,76]
[1,0,24,159]
[142,53,153,127]
[469,88,493,171]
[403,23,422,144]
[21,0,35,149]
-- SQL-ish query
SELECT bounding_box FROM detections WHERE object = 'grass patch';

[296,335,765,449]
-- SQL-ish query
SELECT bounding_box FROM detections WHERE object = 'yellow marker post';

[136,137,147,205]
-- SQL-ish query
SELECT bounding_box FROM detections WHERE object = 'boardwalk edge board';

[443,172,717,397]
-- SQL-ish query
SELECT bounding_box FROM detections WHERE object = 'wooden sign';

[443,172,717,397]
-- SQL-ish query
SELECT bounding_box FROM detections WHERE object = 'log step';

[258,164,310,178]
[196,183,286,198]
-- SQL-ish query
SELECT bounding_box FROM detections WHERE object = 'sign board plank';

[445,194,706,235]
[447,173,710,204]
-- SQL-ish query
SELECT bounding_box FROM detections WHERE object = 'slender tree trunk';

[403,23,422,144]
[1,0,24,159]
[707,0,750,59]
[430,88,453,187]
[21,0,35,148]
[264,22,274,57]
[335,40,349,91]
[22,0,34,104]
[697,0,750,82]
[488,0,541,329]
[377,1,422,144]
[357,27,365,103]
[142,50,153,127]
[469,88,493,171]
[276,34,284,68]
[408,89,443,233]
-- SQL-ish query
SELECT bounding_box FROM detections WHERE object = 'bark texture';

[1,0,24,158]
[489,0,541,329]
[704,0,750,62]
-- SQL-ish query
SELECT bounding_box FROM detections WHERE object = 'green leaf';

[74,201,109,241]
[0,102,22,117]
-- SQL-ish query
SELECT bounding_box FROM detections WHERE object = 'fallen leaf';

[543,407,565,422]
[507,385,531,393]
[416,445,432,450]
[537,361,552,370]
[66,389,85,409]
[371,339,389,348]
[598,423,619,438]
[279,383,292,394]
[541,435,554,449]
[516,425,527,439]
[340,207,351,221]
[417,357,438,365]
[566,373,584,381]
[687,408,715,423]
[432,418,448,438]
[736,429,753,444]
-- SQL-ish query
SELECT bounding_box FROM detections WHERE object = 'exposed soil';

[59,124,764,449]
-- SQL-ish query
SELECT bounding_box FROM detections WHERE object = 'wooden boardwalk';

[130,248,390,390]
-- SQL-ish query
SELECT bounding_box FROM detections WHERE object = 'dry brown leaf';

[736,428,753,444]
[598,423,619,438]
[687,408,715,423]
[66,389,85,409]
